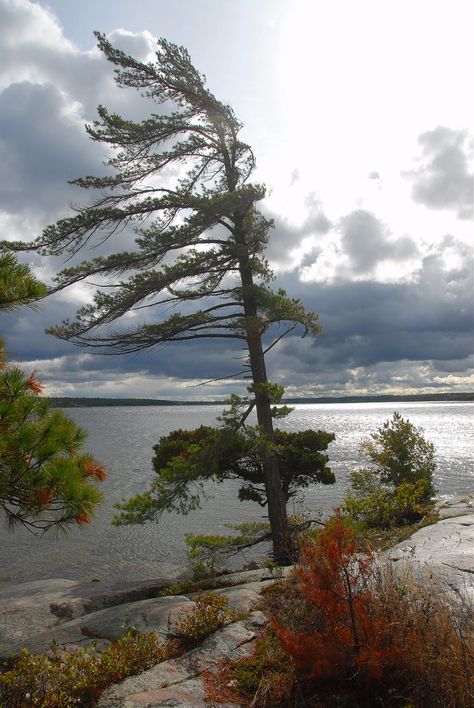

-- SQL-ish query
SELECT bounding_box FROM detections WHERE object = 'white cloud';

[405,127,473,220]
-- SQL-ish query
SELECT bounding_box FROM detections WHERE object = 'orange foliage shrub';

[274,515,401,684]
[272,515,473,706]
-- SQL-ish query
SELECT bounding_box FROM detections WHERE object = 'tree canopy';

[5,34,325,560]
[113,418,335,525]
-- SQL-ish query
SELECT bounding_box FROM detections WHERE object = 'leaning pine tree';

[8,34,327,562]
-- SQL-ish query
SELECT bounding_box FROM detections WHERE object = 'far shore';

[50,392,474,408]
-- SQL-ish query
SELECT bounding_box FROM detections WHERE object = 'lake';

[1,402,473,586]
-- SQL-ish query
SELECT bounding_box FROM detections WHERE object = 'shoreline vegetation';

[1,497,472,707]
[50,392,474,407]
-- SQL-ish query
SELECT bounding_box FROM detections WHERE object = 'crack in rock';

[442,563,474,575]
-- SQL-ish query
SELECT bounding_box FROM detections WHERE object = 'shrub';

[0,630,179,707]
[173,592,232,643]
[363,411,436,496]
[275,518,473,705]
[343,412,436,529]
[274,515,400,684]
[204,629,294,706]
[158,580,198,597]
[343,469,432,528]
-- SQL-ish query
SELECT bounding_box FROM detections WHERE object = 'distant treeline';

[285,392,474,404]
[50,392,474,408]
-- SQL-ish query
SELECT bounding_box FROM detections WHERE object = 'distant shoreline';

[50,392,474,407]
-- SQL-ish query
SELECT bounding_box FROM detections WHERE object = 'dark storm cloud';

[340,210,418,274]
[0,81,101,216]
[5,232,471,398]
[405,126,473,220]
[0,2,162,230]
[268,238,473,386]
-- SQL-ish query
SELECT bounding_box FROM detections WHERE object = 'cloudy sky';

[1,0,473,400]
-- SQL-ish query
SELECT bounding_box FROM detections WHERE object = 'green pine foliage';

[360,411,436,496]
[343,412,437,528]
[0,252,47,310]
[113,409,335,525]
[0,360,105,531]
[0,254,105,531]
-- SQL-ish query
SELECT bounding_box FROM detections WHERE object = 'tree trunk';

[236,228,293,564]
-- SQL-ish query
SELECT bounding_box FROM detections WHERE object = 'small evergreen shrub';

[343,471,431,528]
[158,580,198,597]
[343,412,436,529]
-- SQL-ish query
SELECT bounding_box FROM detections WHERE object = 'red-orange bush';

[274,515,401,684]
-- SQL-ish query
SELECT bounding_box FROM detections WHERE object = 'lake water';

[1,402,473,586]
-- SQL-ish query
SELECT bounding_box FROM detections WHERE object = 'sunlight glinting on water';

[1,402,472,585]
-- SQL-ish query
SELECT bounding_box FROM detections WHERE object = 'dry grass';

[372,563,474,707]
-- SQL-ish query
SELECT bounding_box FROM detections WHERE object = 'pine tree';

[7,35,321,561]
[0,252,46,310]
[0,253,105,532]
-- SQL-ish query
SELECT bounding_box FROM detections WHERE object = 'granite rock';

[387,498,474,599]
[98,611,267,707]
[1,595,192,662]
[0,578,185,660]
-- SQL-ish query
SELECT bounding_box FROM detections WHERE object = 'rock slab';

[387,493,474,599]
[98,611,267,707]
[0,577,178,659]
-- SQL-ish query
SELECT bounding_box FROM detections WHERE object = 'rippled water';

[1,402,472,586]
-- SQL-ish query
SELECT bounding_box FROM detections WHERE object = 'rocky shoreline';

[1,493,472,706]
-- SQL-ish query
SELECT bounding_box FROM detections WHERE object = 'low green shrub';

[343,470,432,528]
[189,558,221,581]
[343,412,437,530]
[173,592,232,643]
[158,580,198,596]
[0,630,179,707]
[204,629,294,706]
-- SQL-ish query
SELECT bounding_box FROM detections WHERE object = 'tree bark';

[236,224,293,564]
